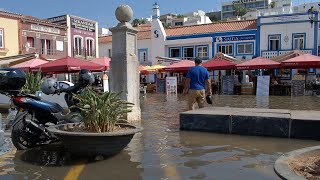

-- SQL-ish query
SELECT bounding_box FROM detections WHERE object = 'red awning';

[90,57,110,71]
[236,57,281,70]
[32,57,104,74]
[281,54,320,68]
[11,58,48,71]
[203,57,236,70]
[162,60,195,72]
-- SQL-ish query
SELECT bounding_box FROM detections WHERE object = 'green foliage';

[74,88,133,133]
[132,18,147,27]
[270,1,276,8]
[22,70,42,94]
[132,18,140,27]
[233,5,247,17]
[177,14,185,18]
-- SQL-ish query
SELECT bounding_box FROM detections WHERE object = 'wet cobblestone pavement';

[0,94,320,180]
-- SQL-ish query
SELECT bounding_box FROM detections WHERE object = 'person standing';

[183,58,212,110]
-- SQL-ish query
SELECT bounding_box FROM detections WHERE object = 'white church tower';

[151,2,166,65]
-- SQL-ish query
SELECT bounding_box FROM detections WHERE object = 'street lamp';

[308,6,320,26]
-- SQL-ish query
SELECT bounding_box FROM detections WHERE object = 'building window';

[293,34,305,50]
[41,39,52,55]
[269,35,280,51]
[184,47,194,60]
[27,37,34,48]
[197,46,208,59]
[0,29,3,48]
[86,38,94,57]
[174,22,183,26]
[170,48,181,58]
[218,44,233,55]
[108,49,112,58]
[237,43,253,54]
[74,36,83,56]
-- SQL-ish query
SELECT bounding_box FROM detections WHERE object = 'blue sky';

[0,0,317,28]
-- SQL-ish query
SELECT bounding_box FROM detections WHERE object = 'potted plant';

[22,70,42,95]
[48,88,143,156]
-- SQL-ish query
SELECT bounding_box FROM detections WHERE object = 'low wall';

[180,107,320,139]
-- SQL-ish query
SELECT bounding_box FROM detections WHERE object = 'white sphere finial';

[115,4,133,23]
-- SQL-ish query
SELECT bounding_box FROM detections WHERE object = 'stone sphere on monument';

[115,4,133,23]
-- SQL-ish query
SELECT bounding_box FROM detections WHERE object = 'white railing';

[262,50,313,58]
[261,51,278,59]
[279,51,291,56]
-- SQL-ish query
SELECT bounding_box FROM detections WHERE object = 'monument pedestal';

[110,5,141,122]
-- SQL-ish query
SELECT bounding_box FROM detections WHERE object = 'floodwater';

[1,94,320,180]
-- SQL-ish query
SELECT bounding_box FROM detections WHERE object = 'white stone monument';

[110,5,141,122]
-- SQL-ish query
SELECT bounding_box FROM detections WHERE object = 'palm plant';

[233,5,247,17]
[74,88,133,133]
[22,70,42,94]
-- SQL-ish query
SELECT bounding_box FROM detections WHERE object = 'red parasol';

[11,58,48,71]
[32,57,104,74]
[162,60,195,72]
[281,54,320,68]
[90,57,110,71]
[203,57,236,70]
[236,57,281,70]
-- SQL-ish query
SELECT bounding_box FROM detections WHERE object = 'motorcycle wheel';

[11,118,35,150]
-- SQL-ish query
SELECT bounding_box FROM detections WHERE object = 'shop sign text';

[214,35,255,42]
[71,18,95,32]
[31,24,60,34]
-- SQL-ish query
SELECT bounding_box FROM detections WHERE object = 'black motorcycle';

[0,68,93,150]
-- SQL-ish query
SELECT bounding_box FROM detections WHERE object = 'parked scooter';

[0,68,95,150]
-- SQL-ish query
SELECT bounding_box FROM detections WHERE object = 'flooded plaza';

[0,94,320,180]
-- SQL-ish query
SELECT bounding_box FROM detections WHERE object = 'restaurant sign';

[47,15,67,25]
[214,35,255,42]
[31,24,60,34]
[71,18,95,32]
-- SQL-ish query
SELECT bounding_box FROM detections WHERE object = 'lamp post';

[308,6,319,26]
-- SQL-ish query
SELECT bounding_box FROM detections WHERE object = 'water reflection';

[1,94,320,179]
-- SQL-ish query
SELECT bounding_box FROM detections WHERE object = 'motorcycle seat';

[53,112,83,124]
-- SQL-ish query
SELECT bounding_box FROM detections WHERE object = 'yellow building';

[0,15,19,58]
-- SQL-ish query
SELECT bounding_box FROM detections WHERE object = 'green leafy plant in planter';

[74,88,134,133]
[22,70,42,94]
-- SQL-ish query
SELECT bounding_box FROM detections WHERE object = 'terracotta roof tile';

[0,10,66,28]
[165,20,257,37]
[99,20,256,44]
[99,29,151,44]
[99,35,112,43]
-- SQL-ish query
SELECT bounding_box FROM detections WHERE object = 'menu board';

[221,76,234,95]
[166,77,177,94]
[156,78,165,93]
[292,80,305,96]
[292,75,305,96]
[256,76,270,96]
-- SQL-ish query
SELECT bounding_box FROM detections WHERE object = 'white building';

[222,0,272,19]
[294,2,320,13]
[258,13,319,59]
[99,3,319,81]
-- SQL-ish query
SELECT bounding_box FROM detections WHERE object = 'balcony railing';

[170,56,210,60]
[261,49,313,59]
[40,48,55,55]
[73,48,96,59]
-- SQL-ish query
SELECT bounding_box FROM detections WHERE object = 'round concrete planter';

[48,123,143,157]
[274,146,320,180]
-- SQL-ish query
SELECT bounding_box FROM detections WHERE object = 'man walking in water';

[183,57,212,110]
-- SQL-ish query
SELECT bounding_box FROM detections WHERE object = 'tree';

[177,14,185,18]
[140,19,146,24]
[270,1,276,8]
[233,5,247,17]
[132,18,140,27]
